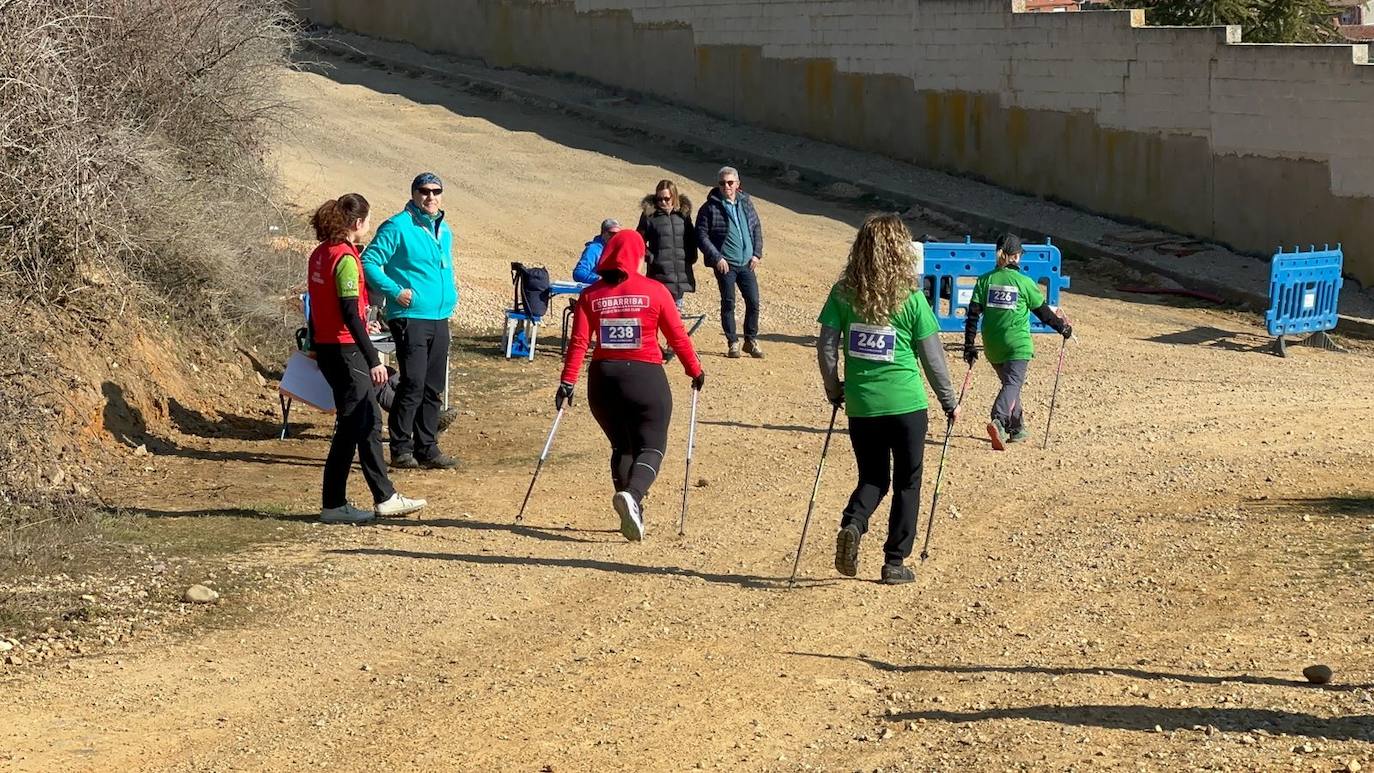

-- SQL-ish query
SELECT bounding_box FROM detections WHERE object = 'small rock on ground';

[183,585,220,604]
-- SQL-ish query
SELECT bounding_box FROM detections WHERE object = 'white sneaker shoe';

[320,503,375,524]
[613,491,643,542]
[375,492,426,518]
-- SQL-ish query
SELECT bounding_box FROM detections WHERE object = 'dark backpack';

[511,262,552,318]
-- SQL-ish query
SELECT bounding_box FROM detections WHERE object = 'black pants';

[315,344,396,509]
[587,360,672,504]
[714,263,760,343]
[841,409,928,564]
[386,317,450,459]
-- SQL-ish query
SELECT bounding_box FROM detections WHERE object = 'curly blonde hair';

[840,213,918,324]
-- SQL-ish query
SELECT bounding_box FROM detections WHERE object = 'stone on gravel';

[183,585,220,604]
[1302,664,1332,684]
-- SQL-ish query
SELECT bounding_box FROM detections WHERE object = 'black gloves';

[1060,323,1073,340]
[963,346,979,367]
[555,382,574,410]
[827,381,844,407]
[691,371,706,391]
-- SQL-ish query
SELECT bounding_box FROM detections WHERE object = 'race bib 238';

[599,318,642,350]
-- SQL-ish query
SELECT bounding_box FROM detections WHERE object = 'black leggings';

[841,409,928,564]
[314,344,396,509]
[587,360,672,504]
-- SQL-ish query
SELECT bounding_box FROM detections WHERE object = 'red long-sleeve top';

[560,230,703,384]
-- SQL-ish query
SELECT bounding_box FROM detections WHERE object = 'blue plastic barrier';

[920,237,1071,333]
[1265,244,1344,357]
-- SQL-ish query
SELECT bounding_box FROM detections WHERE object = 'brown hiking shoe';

[727,341,742,358]
[834,524,861,577]
[743,338,764,358]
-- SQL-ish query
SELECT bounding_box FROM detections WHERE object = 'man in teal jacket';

[363,172,459,470]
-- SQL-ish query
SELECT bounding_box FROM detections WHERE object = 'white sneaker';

[613,491,643,542]
[375,492,426,518]
[320,503,375,524]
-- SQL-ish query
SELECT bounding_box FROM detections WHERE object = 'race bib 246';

[987,284,1019,310]
[847,323,896,362]
[599,317,642,349]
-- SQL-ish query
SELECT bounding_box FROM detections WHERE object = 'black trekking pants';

[386,317,450,460]
[841,409,928,564]
[587,360,672,505]
[315,344,396,509]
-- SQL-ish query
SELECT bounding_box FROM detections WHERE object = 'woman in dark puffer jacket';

[639,180,698,360]
[638,179,697,307]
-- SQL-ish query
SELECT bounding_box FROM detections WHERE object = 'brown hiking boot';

[743,338,764,358]
[834,524,861,577]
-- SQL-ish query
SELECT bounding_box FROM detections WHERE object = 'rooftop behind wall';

[298,0,1374,283]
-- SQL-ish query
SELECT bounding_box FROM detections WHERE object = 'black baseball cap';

[996,233,1023,256]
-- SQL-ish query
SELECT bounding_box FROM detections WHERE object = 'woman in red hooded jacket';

[557,230,706,541]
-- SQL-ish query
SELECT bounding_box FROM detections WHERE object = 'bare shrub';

[0,0,299,322]
[0,0,300,529]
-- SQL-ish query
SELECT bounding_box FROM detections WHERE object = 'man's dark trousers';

[714,262,760,344]
[386,317,449,460]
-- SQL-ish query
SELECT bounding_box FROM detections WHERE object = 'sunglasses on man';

[417,187,443,197]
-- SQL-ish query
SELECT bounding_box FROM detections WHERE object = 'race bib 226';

[847,323,897,362]
[599,317,642,349]
[987,284,1019,310]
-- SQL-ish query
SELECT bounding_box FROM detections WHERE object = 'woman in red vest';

[307,194,426,524]
[557,230,705,541]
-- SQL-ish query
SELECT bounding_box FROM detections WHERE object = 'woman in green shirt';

[816,214,959,585]
[962,234,1072,450]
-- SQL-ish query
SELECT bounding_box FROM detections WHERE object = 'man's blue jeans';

[714,262,760,344]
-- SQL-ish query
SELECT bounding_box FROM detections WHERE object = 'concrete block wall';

[299,0,1374,283]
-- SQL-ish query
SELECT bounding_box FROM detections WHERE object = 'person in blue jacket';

[573,219,622,284]
[362,172,459,471]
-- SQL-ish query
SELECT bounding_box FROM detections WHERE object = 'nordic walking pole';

[788,403,841,587]
[516,407,565,521]
[1042,336,1069,450]
[920,364,974,561]
[678,388,700,536]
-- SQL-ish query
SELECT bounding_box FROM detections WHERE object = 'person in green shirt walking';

[816,213,959,585]
[962,234,1073,451]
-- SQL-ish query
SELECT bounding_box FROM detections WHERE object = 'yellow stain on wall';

[805,60,834,135]
[846,76,865,144]
[924,92,942,161]
[1006,107,1027,153]
[970,94,988,156]
[492,4,514,67]
[944,92,968,165]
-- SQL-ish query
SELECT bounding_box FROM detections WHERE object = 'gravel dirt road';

[3,56,1372,772]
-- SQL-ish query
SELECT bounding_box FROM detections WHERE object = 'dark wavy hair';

[310,193,369,242]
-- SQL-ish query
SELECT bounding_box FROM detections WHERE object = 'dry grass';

[0,0,301,535]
